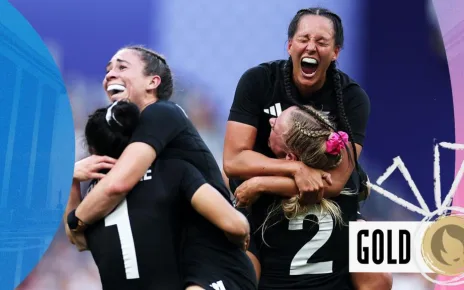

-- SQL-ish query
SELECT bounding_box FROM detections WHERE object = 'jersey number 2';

[105,198,140,279]
[288,208,334,275]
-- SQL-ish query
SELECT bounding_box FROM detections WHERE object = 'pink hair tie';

[325,131,348,155]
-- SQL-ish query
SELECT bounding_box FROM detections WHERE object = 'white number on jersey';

[104,198,140,279]
[288,208,334,275]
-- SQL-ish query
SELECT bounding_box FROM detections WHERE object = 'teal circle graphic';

[0,2,74,289]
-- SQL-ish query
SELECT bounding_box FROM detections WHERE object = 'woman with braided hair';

[223,7,391,290]
[233,105,361,289]
[234,105,349,220]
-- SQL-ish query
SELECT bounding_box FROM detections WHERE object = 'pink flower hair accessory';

[325,131,348,155]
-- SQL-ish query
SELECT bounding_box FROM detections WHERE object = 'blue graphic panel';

[0,2,74,289]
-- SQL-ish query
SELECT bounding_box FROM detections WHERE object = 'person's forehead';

[296,14,334,37]
[273,107,297,134]
[106,49,144,72]
[113,49,132,59]
[278,106,297,122]
[109,49,140,65]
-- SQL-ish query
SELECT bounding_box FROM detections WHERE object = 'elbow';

[356,273,393,290]
[223,157,238,179]
[222,212,250,238]
[107,181,131,198]
[371,273,393,290]
[378,273,393,290]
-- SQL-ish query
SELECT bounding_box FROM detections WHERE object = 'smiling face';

[287,14,341,94]
[103,48,160,109]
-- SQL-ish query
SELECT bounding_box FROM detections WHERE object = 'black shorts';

[185,267,256,290]
[183,247,257,290]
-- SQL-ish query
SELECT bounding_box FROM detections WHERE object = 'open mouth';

[107,84,126,99]
[301,57,319,77]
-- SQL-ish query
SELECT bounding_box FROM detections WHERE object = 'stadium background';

[7,0,456,289]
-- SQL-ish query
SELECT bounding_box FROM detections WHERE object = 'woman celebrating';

[233,105,364,289]
[223,7,391,290]
[67,46,257,289]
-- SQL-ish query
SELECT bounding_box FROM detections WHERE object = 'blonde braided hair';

[281,106,344,224]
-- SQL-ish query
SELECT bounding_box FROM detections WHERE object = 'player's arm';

[224,122,302,179]
[234,140,361,206]
[236,206,262,281]
[64,154,117,221]
[224,68,333,197]
[351,216,393,290]
[351,273,393,290]
[179,161,249,248]
[345,87,390,290]
[74,142,156,224]
[250,84,371,198]
[351,270,393,290]
[64,180,81,222]
[65,179,91,251]
[223,67,309,179]
[64,179,82,246]
[192,184,250,248]
[73,103,187,225]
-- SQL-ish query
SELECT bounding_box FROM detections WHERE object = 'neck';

[293,71,326,97]
[138,96,159,112]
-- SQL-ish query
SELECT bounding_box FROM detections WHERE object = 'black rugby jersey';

[85,159,201,290]
[128,101,257,288]
[130,100,231,201]
[228,60,371,289]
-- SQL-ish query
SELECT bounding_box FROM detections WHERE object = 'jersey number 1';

[105,198,140,279]
[288,208,334,275]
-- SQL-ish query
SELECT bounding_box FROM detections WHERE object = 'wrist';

[288,160,303,177]
[72,173,84,182]
[72,178,80,187]
[67,209,88,233]
[251,177,265,193]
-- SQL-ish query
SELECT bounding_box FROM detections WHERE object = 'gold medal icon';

[421,215,464,276]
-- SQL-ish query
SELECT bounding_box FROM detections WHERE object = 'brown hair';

[123,45,174,100]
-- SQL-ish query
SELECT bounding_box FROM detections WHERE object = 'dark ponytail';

[85,101,140,159]
[329,61,361,178]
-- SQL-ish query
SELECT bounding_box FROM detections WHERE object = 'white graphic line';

[434,144,442,210]
[372,141,464,219]
[376,159,398,185]
[439,142,464,150]
[439,159,464,214]
[376,157,430,214]
[367,182,429,217]
[395,157,431,214]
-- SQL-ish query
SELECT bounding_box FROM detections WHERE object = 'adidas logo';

[210,280,226,290]
[263,103,332,119]
[263,103,282,117]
